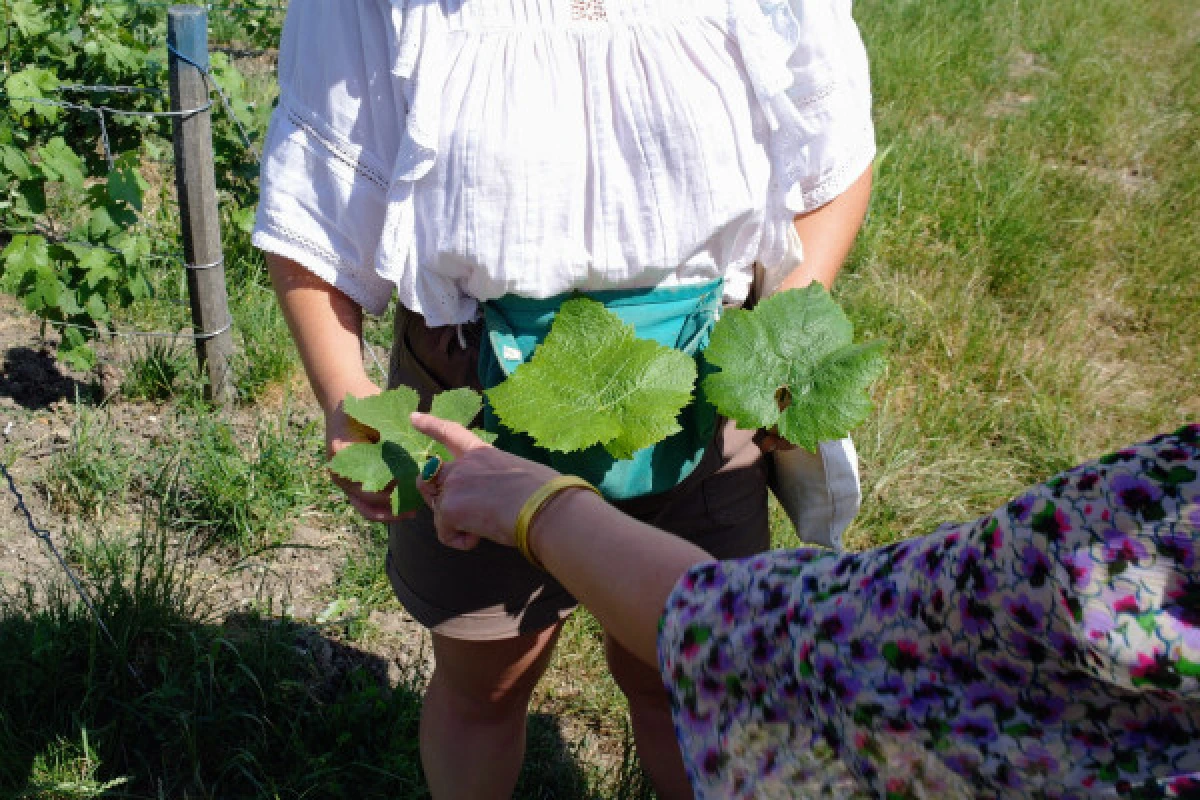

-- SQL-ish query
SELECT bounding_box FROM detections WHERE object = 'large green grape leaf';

[702,283,886,452]
[38,138,85,190]
[329,387,489,514]
[486,297,697,460]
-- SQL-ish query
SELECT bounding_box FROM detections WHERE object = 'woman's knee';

[428,624,562,719]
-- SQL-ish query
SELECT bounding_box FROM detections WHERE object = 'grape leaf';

[5,67,60,121]
[702,283,886,452]
[486,297,697,460]
[37,138,85,190]
[329,387,489,514]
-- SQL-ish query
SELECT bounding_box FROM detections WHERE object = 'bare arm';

[779,165,873,292]
[412,413,709,665]
[266,253,399,521]
[267,254,375,412]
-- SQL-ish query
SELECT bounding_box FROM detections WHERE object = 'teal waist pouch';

[479,279,723,501]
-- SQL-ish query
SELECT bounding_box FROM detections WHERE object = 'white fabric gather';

[253,0,876,325]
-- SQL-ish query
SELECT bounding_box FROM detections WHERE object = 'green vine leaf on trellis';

[4,67,61,121]
[486,297,697,460]
[702,283,887,453]
[328,387,494,514]
[37,137,85,190]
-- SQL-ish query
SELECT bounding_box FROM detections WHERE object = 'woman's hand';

[410,412,560,551]
[325,380,408,523]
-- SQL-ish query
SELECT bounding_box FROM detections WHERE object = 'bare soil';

[0,292,434,680]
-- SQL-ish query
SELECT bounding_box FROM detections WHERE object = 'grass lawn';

[0,0,1196,797]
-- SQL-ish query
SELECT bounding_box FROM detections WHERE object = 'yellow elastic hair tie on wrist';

[514,476,600,570]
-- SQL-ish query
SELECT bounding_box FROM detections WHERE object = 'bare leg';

[421,623,563,800]
[605,633,693,800]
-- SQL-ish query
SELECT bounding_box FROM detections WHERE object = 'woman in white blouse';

[256,0,875,796]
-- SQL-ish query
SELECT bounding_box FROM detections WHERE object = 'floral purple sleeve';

[659,424,1200,799]
[659,550,860,798]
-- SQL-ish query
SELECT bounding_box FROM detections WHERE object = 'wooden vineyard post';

[167,5,236,405]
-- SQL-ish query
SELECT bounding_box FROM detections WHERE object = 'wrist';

[525,484,601,569]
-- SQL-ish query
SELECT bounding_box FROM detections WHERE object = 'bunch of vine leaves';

[0,0,274,368]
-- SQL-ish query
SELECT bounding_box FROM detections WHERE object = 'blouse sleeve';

[251,0,404,316]
[658,550,853,798]
[734,0,877,271]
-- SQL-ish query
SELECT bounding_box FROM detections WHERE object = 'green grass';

[43,405,135,521]
[148,407,319,553]
[2,0,1198,796]
[838,0,1199,546]
[120,337,193,402]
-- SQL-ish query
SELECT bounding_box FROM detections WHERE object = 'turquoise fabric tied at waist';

[479,279,724,501]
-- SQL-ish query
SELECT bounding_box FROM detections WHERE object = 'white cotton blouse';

[252,0,875,326]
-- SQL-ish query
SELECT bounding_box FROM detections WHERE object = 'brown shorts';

[386,305,770,641]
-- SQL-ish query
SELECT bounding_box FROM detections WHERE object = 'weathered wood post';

[167,5,236,405]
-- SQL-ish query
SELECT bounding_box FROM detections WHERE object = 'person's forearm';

[528,490,712,665]
[780,165,873,292]
[266,254,376,412]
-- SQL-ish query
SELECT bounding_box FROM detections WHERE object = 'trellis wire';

[0,462,146,689]
[1,7,268,344]
[47,316,234,342]
[166,41,259,160]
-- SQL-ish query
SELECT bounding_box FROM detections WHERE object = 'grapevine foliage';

[702,283,887,452]
[485,298,698,459]
[0,0,275,367]
[328,388,496,514]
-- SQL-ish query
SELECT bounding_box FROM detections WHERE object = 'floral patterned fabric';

[659,424,1200,799]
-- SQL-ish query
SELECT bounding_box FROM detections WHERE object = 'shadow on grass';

[0,526,631,799]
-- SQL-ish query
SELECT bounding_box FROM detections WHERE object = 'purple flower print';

[1048,630,1084,666]
[1162,599,1200,652]
[817,606,857,642]
[816,654,861,703]
[1061,549,1095,589]
[1008,494,1035,522]
[965,682,1015,712]
[1005,594,1048,631]
[1022,543,1053,586]
[956,546,998,595]
[1019,692,1067,725]
[907,680,952,716]
[1032,501,1073,540]
[942,751,983,781]
[849,637,878,663]
[903,589,922,619]
[1015,744,1060,776]
[657,426,1200,800]
[718,588,749,625]
[959,594,995,635]
[872,583,900,617]
[1102,528,1150,563]
[952,713,999,743]
[1110,473,1164,514]
[918,544,945,579]
[1011,630,1049,663]
[982,656,1030,686]
[1160,531,1197,569]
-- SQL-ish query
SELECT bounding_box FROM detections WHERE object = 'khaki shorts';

[386,306,770,641]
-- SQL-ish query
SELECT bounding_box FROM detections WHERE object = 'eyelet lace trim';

[571,0,607,22]
[286,108,389,191]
